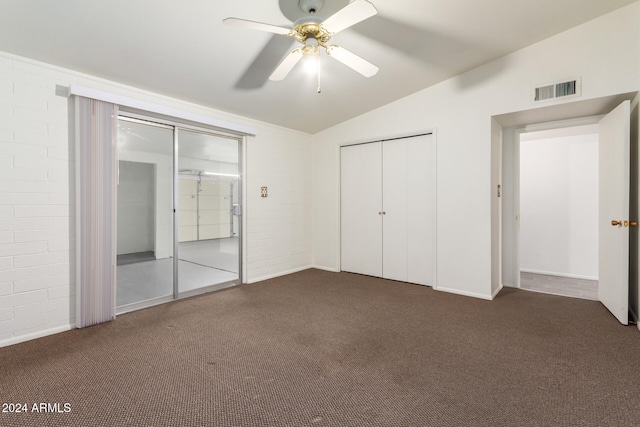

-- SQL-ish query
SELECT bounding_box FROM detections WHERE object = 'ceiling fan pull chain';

[317,58,322,94]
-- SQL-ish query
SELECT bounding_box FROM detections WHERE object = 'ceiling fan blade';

[235,37,297,90]
[270,49,303,81]
[223,18,292,36]
[326,45,378,77]
[321,0,377,34]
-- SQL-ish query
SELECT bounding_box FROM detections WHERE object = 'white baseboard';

[0,324,74,348]
[247,265,313,284]
[502,283,516,288]
[311,265,340,273]
[520,269,598,281]
[491,284,504,299]
[434,286,494,301]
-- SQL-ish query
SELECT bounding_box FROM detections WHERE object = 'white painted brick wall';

[0,54,78,346]
[0,232,12,244]
[0,154,11,167]
[0,307,12,322]
[0,282,12,295]
[245,130,312,282]
[0,207,13,217]
[13,251,68,268]
[0,218,48,231]
[0,51,313,347]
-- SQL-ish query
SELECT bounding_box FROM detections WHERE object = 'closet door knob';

[611,220,622,226]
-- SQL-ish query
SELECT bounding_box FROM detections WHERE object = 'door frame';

[510,115,602,289]
[493,92,639,328]
[338,130,438,287]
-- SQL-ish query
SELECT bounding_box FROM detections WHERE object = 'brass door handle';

[611,220,638,227]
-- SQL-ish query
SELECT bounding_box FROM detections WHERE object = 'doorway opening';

[494,91,639,327]
[517,124,599,300]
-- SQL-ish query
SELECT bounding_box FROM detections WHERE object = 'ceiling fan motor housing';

[298,0,325,14]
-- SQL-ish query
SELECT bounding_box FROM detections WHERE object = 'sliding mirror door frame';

[176,127,242,298]
[116,112,244,313]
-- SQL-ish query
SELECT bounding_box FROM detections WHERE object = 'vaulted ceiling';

[0,0,636,133]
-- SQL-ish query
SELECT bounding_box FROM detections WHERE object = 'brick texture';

[0,52,313,347]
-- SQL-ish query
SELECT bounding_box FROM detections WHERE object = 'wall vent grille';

[533,78,580,102]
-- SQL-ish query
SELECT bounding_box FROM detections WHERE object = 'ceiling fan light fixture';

[302,37,320,56]
[303,52,320,74]
[225,0,378,84]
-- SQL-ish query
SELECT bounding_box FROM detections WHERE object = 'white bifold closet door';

[340,142,383,277]
[341,134,436,286]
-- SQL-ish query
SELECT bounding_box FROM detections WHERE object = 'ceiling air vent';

[532,78,581,102]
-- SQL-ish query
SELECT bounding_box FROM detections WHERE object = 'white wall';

[246,125,312,281]
[519,128,599,279]
[117,161,155,255]
[118,149,173,259]
[491,117,502,297]
[311,3,640,299]
[0,52,313,346]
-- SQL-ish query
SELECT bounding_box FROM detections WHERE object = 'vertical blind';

[76,97,118,328]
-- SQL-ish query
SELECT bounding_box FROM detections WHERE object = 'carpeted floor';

[1,268,640,426]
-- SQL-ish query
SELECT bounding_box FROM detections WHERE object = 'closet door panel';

[382,140,409,282]
[407,134,436,286]
[340,143,383,277]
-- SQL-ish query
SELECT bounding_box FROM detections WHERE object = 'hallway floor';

[520,272,598,300]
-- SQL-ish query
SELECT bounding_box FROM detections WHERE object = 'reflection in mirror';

[178,129,240,295]
[116,118,174,310]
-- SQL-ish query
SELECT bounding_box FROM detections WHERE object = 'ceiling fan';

[223,0,379,83]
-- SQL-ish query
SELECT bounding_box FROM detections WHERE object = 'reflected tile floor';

[116,238,240,307]
[116,258,237,307]
[520,272,598,301]
[179,237,238,273]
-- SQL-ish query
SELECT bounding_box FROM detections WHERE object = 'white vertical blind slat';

[76,97,118,328]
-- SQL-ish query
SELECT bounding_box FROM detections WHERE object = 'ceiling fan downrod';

[298,0,324,15]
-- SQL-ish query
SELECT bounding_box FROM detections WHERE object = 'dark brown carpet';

[1,269,640,426]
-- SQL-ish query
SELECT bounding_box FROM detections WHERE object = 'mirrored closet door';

[115,116,241,313]
[116,118,175,310]
[177,129,240,297]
